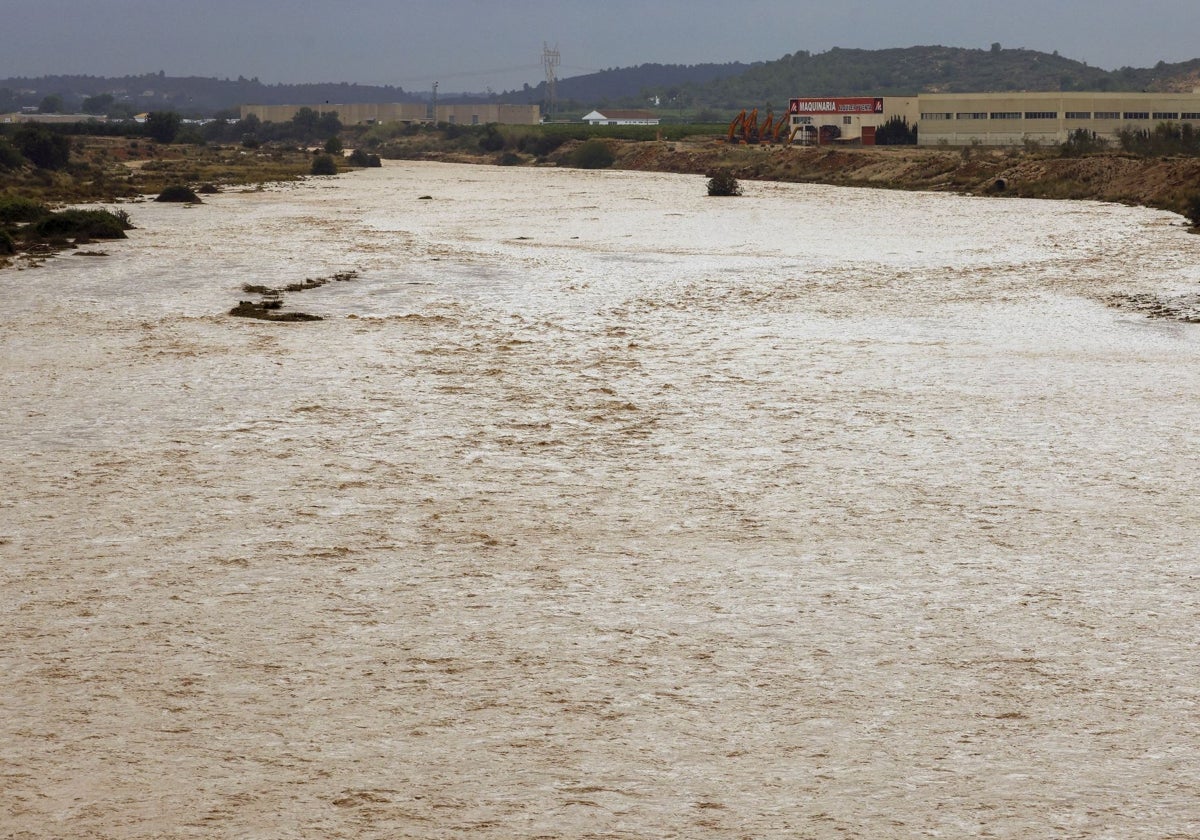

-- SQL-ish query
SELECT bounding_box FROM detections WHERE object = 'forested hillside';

[525,46,1200,113]
[501,61,758,108]
[672,46,1200,109]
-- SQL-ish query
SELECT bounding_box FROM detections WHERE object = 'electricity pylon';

[541,42,560,121]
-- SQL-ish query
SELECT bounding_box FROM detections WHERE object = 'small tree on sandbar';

[706,169,742,196]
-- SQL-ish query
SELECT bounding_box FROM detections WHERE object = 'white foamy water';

[2,161,1199,838]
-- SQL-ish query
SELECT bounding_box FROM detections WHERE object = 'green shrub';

[155,184,202,203]
[1185,194,1200,227]
[34,208,131,240]
[0,139,25,171]
[1060,128,1109,157]
[0,195,49,223]
[498,152,522,166]
[347,148,382,167]
[570,138,615,169]
[144,111,181,144]
[310,154,338,175]
[478,124,506,152]
[13,124,71,170]
[875,116,917,146]
[706,169,743,196]
[324,136,344,155]
[518,133,567,157]
[0,228,14,255]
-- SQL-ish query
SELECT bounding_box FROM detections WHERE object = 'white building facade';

[581,109,660,126]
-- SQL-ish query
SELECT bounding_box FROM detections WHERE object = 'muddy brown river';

[2,162,1199,838]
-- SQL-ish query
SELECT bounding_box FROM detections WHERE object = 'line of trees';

[203,108,343,147]
[874,116,917,145]
[1059,122,1200,157]
[1115,122,1200,156]
[0,106,347,172]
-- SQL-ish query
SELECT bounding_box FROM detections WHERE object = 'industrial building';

[783,91,1200,147]
[786,96,918,144]
[238,102,541,126]
[914,91,1200,146]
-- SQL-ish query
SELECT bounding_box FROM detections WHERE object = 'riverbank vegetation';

[0,116,359,266]
[0,194,132,265]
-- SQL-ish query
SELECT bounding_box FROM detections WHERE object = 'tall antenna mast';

[541,42,560,120]
[430,81,438,122]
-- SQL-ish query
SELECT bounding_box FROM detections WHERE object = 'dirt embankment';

[605,139,1200,217]
[398,136,1200,219]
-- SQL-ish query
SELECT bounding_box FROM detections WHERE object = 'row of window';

[921,111,1200,121]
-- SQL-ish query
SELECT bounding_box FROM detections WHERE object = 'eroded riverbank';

[391,134,1200,220]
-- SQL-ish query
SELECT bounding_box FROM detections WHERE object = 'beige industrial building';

[435,103,540,125]
[915,91,1200,146]
[239,102,540,126]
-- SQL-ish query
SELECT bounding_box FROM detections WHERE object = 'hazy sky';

[3,0,1198,92]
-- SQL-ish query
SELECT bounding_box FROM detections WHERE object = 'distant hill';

[3,47,1199,118]
[0,73,418,115]
[581,46,1200,112]
[496,61,759,108]
[0,65,752,116]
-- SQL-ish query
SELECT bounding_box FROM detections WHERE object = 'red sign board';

[788,97,884,115]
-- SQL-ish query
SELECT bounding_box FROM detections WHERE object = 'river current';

[2,161,1199,838]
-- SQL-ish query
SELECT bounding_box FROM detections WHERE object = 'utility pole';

[541,42,560,121]
[430,81,438,123]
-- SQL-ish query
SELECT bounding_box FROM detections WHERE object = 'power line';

[394,64,542,86]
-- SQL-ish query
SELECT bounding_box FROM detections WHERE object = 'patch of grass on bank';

[34,208,133,240]
[0,195,49,223]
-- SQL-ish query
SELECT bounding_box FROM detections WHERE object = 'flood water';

[2,161,1199,838]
